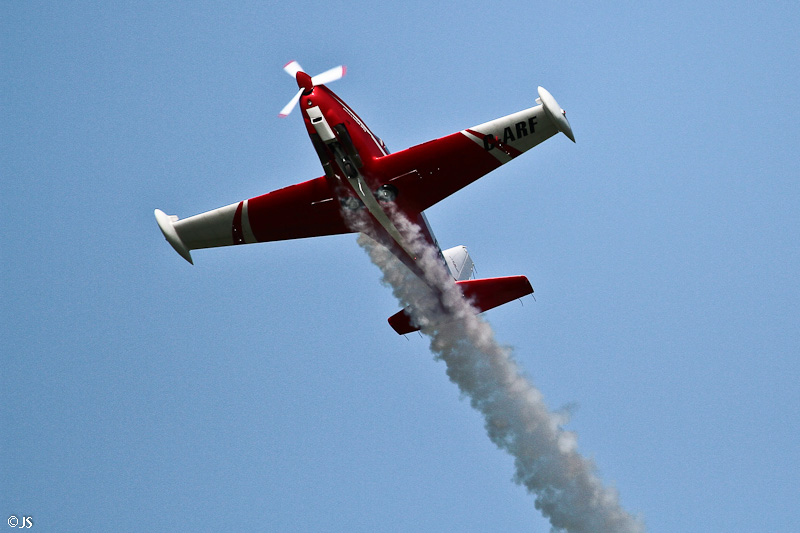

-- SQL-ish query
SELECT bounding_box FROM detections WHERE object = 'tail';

[388,275,533,335]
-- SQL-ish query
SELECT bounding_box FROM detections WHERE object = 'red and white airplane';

[155,61,575,334]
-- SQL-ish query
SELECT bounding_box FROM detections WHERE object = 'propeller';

[278,61,347,118]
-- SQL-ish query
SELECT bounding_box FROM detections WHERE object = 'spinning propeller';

[278,61,347,118]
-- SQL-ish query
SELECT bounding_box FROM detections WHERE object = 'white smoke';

[353,210,644,533]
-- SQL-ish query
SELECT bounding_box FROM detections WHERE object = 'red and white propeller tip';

[310,65,346,86]
[278,89,303,118]
[278,61,347,118]
[283,60,304,78]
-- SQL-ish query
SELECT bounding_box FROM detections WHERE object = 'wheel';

[344,161,357,178]
[376,184,398,202]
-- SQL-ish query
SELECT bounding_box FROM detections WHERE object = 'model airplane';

[155,61,574,334]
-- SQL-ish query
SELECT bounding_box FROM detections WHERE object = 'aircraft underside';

[155,61,574,333]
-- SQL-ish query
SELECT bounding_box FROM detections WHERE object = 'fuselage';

[298,83,443,277]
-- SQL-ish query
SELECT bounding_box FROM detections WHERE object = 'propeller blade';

[279,62,346,117]
[278,88,303,118]
[311,65,346,86]
[283,60,304,78]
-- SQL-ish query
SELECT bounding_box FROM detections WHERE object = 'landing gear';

[376,184,398,202]
[332,144,358,179]
[343,161,358,179]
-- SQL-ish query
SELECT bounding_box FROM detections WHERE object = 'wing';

[374,91,571,213]
[155,175,351,264]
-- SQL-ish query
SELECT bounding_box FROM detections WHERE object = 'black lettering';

[503,127,515,144]
[528,116,538,134]
[515,121,528,139]
[483,134,495,151]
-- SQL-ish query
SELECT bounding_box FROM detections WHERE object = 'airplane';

[154,61,575,334]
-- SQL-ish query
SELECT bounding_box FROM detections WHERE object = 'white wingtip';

[154,209,193,264]
[537,86,575,143]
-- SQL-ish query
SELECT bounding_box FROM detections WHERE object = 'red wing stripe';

[465,129,522,159]
[232,201,245,245]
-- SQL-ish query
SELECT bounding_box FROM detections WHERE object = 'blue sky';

[3,2,798,531]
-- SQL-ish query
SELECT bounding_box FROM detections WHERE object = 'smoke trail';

[355,212,644,533]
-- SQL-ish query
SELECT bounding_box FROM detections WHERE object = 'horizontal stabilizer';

[388,275,533,334]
